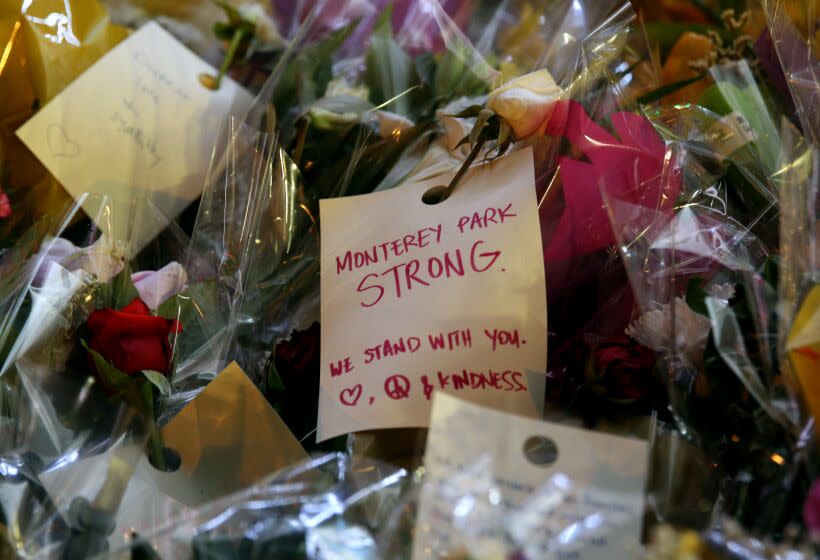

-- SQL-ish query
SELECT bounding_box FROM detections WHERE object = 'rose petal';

[132,262,187,309]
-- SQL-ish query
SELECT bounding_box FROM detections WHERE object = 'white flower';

[626,298,712,367]
[708,282,735,301]
[238,4,282,45]
[487,69,563,139]
[325,77,370,100]
[60,235,126,284]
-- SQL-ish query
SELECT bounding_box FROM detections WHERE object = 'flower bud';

[487,69,563,139]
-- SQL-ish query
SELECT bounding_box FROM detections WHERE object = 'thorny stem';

[212,28,247,90]
[437,139,487,203]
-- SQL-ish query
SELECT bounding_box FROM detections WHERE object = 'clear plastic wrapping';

[112,452,410,559]
[0,176,278,556]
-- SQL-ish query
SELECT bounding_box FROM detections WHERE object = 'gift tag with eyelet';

[16,21,253,253]
[413,393,648,560]
[37,362,307,551]
[318,147,547,441]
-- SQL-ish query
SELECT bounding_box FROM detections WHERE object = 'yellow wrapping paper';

[788,285,820,426]
[0,0,128,243]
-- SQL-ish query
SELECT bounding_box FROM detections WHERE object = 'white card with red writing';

[318,147,547,441]
[413,393,648,560]
[16,21,253,253]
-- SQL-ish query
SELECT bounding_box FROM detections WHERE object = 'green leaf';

[469,108,494,145]
[449,105,485,119]
[685,277,709,317]
[96,264,139,310]
[434,49,488,100]
[142,370,171,396]
[365,5,420,117]
[82,341,134,393]
[636,74,707,105]
[212,0,243,23]
[157,281,220,363]
[140,380,167,472]
[272,22,358,137]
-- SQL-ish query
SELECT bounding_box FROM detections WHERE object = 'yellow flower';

[486,69,563,140]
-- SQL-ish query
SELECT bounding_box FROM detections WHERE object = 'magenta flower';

[0,189,10,219]
[805,479,820,536]
[542,100,681,262]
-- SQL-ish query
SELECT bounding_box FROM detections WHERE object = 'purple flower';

[30,237,186,308]
[271,0,474,56]
[131,262,188,310]
[32,237,80,286]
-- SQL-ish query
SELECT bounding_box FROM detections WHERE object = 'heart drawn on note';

[47,124,80,158]
[339,384,363,406]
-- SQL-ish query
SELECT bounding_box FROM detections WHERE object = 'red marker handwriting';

[384,375,411,399]
[456,203,517,234]
[339,384,362,406]
[330,356,355,377]
[355,240,502,307]
[483,328,524,351]
[428,329,472,351]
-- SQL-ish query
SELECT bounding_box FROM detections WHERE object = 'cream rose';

[486,69,563,139]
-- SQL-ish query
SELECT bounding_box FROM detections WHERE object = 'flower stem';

[438,139,487,203]
[292,116,310,168]
[213,28,247,90]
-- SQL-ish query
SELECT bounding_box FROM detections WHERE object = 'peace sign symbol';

[384,375,411,400]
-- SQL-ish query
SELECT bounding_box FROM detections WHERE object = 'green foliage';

[273,22,358,138]
[157,281,221,362]
[96,264,139,310]
[365,5,421,118]
[685,277,710,316]
[142,369,171,396]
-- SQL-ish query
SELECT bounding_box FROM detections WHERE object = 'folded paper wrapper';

[788,284,820,427]
[0,0,130,236]
[33,362,307,547]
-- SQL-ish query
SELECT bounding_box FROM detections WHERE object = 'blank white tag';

[414,393,648,560]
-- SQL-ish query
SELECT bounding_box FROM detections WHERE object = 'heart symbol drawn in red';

[339,384,363,406]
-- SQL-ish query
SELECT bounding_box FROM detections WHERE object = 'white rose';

[626,298,713,368]
[486,69,563,139]
[238,4,282,45]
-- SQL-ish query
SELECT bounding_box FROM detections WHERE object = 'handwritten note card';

[318,148,547,441]
[414,393,648,560]
[17,22,253,252]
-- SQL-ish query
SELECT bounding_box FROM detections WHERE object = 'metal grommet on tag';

[421,185,448,205]
[523,435,558,466]
[148,447,182,473]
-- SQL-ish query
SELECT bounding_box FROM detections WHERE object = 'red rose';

[596,334,656,403]
[87,298,181,376]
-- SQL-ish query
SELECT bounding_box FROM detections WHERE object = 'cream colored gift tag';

[414,393,648,560]
[140,361,308,506]
[318,147,547,441]
[39,362,307,547]
[16,21,253,252]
